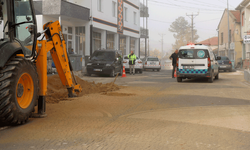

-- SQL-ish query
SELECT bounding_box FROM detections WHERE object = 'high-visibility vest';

[128,54,136,65]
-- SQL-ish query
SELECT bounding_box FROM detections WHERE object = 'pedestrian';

[169,49,178,78]
[128,50,136,75]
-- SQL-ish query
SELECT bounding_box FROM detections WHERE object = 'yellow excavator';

[0,0,82,125]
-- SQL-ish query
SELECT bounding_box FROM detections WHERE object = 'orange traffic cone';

[174,68,177,78]
[122,66,126,77]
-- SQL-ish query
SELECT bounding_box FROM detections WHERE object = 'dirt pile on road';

[47,75,120,104]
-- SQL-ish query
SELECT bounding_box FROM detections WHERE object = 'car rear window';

[147,58,159,61]
[179,49,209,59]
[220,56,229,60]
[91,51,115,61]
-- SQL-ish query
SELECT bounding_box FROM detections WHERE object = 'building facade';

[236,0,250,68]
[34,0,140,66]
[217,9,242,67]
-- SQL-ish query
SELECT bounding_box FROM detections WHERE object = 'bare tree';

[169,16,199,49]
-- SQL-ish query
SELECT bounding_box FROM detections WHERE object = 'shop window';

[120,37,126,55]
[67,26,73,53]
[68,27,73,34]
[93,32,101,52]
[75,26,85,55]
[107,34,114,49]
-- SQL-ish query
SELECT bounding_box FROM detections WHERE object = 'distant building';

[33,0,141,66]
[198,37,218,53]
[217,9,242,67]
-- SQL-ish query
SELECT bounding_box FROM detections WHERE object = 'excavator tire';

[0,56,39,125]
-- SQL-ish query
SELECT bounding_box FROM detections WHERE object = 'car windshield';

[179,49,208,59]
[91,51,115,61]
[147,58,159,61]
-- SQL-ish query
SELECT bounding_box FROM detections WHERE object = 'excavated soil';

[46,75,121,104]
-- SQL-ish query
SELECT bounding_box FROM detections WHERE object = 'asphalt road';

[1,69,250,150]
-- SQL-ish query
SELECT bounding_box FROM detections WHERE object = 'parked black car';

[86,50,123,77]
[218,56,232,72]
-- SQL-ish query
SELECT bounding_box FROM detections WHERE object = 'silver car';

[123,55,143,73]
[142,56,161,71]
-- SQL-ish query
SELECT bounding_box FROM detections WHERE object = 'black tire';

[119,67,123,76]
[0,57,39,125]
[110,69,115,77]
[139,70,143,74]
[208,72,214,83]
[177,77,182,82]
[157,69,160,72]
[215,73,219,79]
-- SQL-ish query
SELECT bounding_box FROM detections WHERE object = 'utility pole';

[186,12,199,43]
[159,34,166,58]
[227,0,231,60]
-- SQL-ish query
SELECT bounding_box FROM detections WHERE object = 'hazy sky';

[140,0,242,53]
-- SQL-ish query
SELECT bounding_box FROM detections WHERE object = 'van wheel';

[177,77,182,82]
[208,73,214,83]
[215,73,219,79]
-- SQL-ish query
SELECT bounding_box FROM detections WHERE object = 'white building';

[34,0,140,66]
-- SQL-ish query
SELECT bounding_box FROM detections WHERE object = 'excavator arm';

[35,21,82,116]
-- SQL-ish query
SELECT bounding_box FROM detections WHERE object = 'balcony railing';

[140,27,149,38]
[140,3,149,17]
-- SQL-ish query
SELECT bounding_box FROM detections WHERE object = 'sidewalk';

[244,69,250,83]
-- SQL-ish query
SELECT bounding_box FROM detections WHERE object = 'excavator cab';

[0,0,37,59]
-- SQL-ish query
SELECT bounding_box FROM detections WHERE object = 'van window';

[179,49,209,59]
[91,51,115,61]
[147,58,159,61]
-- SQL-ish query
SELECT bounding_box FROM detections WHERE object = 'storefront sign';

[244,35,250,44]
[117,0,124,34]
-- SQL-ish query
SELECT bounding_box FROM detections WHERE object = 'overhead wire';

[148,0,224,11]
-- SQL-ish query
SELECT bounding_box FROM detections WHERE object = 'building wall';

[240,6,250,60]
[35,0,141,67]
[218,11,235,51]
[218,10,243,66]
[234,23,243,64]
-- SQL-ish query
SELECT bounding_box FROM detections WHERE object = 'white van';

[177,44,221,83]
